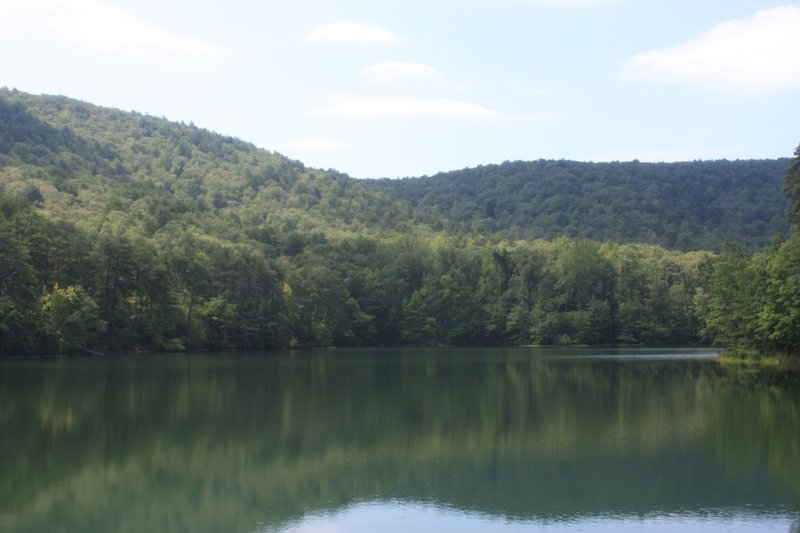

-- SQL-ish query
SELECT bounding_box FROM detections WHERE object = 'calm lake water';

[0,347,798,532]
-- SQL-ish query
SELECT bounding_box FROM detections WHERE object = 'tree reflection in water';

[0,348,797,532]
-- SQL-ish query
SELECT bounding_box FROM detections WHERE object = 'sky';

[1,0,799,178]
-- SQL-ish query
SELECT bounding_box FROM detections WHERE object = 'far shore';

[717,352,800,372]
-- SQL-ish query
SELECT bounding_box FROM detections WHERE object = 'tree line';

[0,89,798,357]
[0,197,714,355]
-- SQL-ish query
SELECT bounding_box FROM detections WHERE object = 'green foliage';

[0,199,46,354]
[40,284,102,354]
[699,236,800,358]
[369,159,790,251]
[783,143,800,229]
[701,244,766,352]
[0,89,797,355]
[695,146,800,358]
[759,235,800,354]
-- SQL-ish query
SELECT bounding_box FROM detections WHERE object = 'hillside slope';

[0,89,794,355]
[0,88,414,240]
[367,159,790,250]
[1,88,790,250]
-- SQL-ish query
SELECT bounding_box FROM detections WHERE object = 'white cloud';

[0,0,223,60]
[307,95,502,119]
[276,138,349,152]
[362,61,445,85]
[624,6,800,93]
[304,22,399,45]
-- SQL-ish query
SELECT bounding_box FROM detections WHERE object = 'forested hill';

[0,88,414,238]
[0,88,791,251]
[367,159,790,251]
[1,88,798,356]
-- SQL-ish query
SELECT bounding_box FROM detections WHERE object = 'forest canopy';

[0,89,797,357]
[366,158,790,251]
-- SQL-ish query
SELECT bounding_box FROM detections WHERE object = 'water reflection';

[271,500,797,533]
[0,348,798,532]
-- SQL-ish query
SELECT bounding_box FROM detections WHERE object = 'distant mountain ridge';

[366,158,790,250]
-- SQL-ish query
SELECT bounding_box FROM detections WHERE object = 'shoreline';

[717,353,800,372]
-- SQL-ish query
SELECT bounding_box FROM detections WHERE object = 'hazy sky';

[2,0,799,178]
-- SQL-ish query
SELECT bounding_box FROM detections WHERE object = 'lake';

[0,347,798,532]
